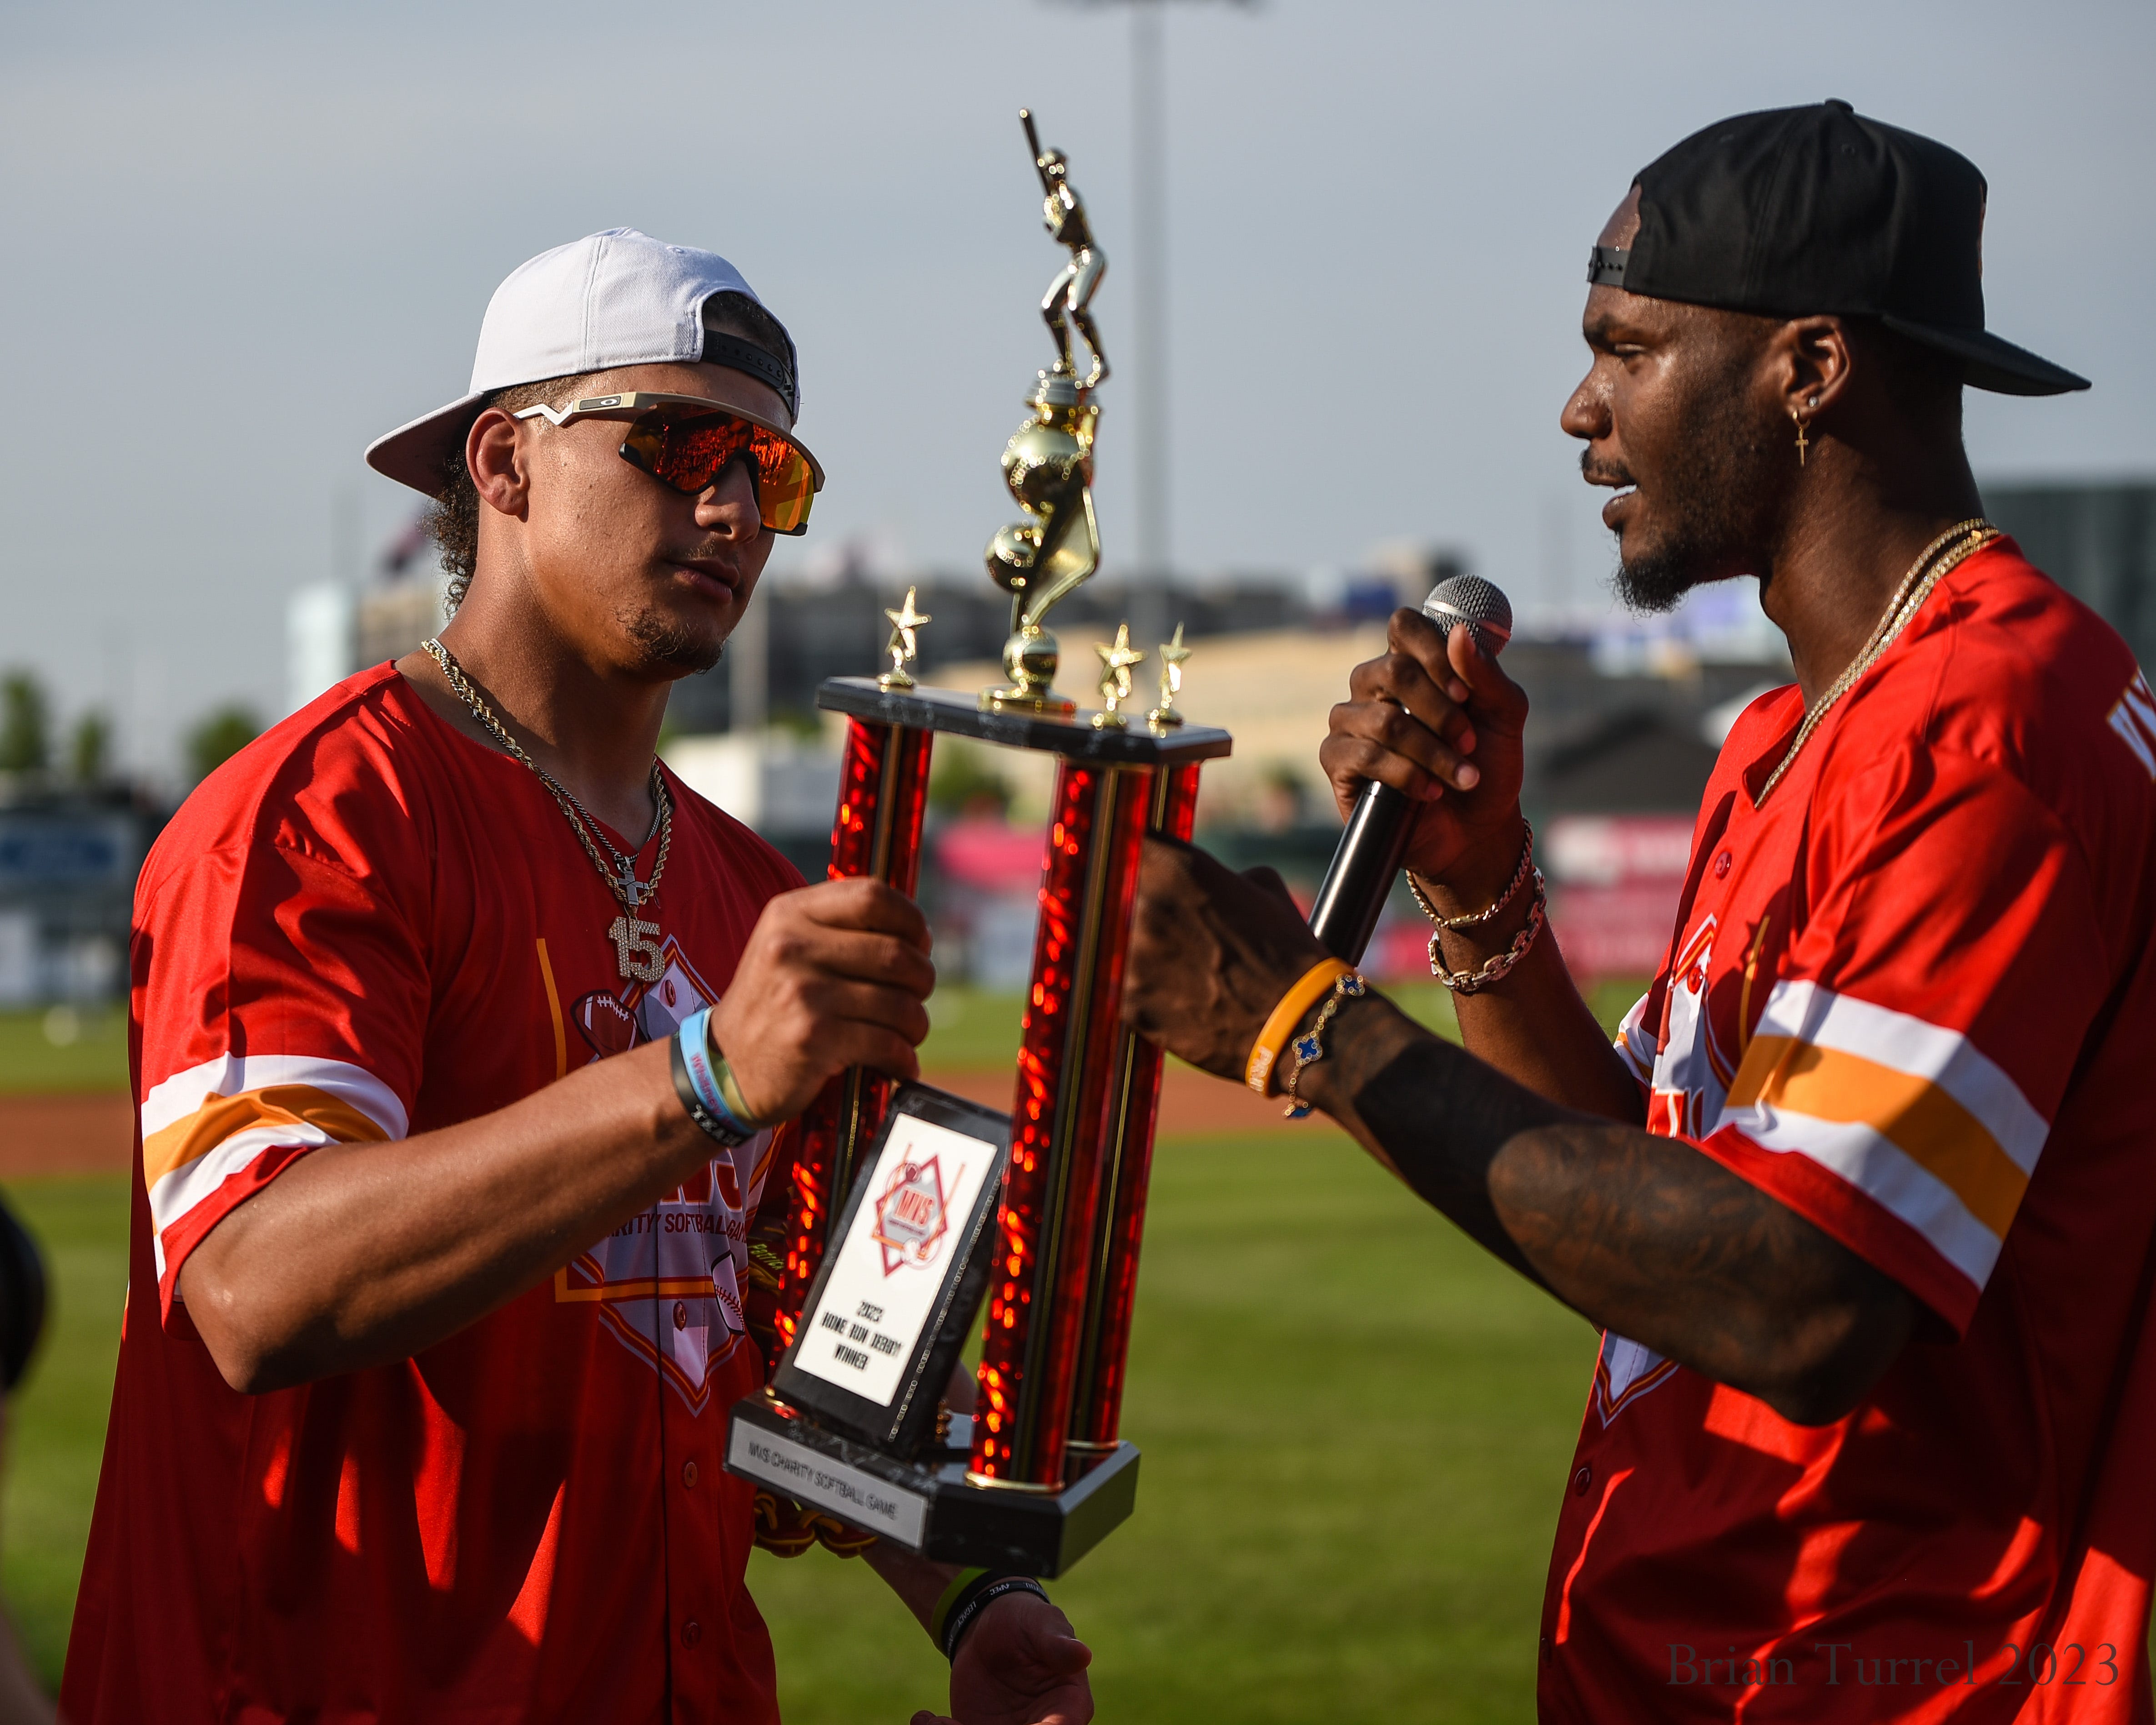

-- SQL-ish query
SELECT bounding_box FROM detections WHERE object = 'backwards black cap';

[1588,98,2088,397]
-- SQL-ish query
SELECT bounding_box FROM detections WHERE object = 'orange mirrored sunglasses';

[513,392,824,535]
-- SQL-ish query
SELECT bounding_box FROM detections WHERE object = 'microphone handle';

[1307,778,1417,963]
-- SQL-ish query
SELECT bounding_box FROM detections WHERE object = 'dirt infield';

[0,1093,136,1178]
[0,1063,1317,1181]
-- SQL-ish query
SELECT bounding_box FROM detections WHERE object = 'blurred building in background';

[0,785,148,1006]
[1987,481,2156,669]
[286,512,448,715]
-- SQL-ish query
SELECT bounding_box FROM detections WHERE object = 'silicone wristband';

[674,1009,759,1146]
[716,1058,761,1132]
[671,1035,748,1148]
[1245,957,1351,1096]
[929,1566,989,1650]
[940,1572,1048,1662]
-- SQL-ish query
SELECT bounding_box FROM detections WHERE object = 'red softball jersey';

[62,663,804,1725]
[1538,538,2156,1722]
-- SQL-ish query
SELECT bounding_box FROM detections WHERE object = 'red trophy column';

[969,760,1152,1490]
[770,716,932,1354]
[1066,763,1201,1450]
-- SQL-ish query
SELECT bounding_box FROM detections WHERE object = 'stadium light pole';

[1055,0,1255,647]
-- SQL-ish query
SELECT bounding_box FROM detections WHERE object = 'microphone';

[1307,574,1513,963]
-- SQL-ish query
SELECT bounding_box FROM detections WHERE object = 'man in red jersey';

[1124,102,2156,1722]
[63,228,1091,1725]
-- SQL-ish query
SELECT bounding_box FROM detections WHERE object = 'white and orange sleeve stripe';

[141,1053,408,1290]
[1713,979,2048,1304]
[1613,991,1658,1088]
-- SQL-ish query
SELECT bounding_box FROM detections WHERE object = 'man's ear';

[467,409,533,521]
[1776,316,1854,422]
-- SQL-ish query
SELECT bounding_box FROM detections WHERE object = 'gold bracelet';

[1280,970,1369,1120]
[1246,957,1351,1096]
[1430,867,1547,993]
[1405,820,1534,932]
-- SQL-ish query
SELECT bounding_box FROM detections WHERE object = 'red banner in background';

[1543,814,1694,886]
[1363,815,1694,986]
[936,816,1048,893]
[1544,815,1693,982]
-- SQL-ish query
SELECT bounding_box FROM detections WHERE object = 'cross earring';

[1791,407,1810,467]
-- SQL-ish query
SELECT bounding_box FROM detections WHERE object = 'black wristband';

[942,1574,1048,1662]
[670,1030,750,1148]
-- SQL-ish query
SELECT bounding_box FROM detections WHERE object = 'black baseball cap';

[1588,99,2089,397]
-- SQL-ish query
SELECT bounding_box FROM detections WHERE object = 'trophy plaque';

[724,110,1230,1577]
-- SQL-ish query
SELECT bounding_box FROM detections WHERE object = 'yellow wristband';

[1246,957,1351,1096]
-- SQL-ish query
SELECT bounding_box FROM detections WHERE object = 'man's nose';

[695,463,761,536]
[1559,376,1608,443]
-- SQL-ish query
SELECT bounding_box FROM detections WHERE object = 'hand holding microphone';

[1309,576,1527,962]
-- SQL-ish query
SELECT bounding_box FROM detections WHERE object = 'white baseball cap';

[365,227,800,496]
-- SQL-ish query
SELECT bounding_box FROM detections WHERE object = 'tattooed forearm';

[1302,998,1915,1425]
[1490,1121,1915,1420]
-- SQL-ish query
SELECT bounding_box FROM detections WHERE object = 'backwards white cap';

[365,227,799,495]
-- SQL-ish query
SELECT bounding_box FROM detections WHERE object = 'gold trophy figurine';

[879,587,932,691]
[983,110,1110,715]
[1092,624,1144,729]
[1029,110,1108,391]
[1148,624,1191,730]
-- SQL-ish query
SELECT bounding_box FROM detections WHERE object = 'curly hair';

[427,291,795,611]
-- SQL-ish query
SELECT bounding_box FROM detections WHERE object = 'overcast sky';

[3,0,2150,777]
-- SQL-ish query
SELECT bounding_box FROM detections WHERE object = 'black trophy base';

[724,1391,1138,1577]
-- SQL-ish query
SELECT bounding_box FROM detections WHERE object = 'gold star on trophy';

[1148,623,1191,729]
[879,586,933,690]
[1092,622,1145,729]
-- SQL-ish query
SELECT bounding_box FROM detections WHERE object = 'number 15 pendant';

[608,915,665,983]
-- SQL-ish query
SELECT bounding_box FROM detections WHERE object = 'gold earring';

[1791,407,1810,467]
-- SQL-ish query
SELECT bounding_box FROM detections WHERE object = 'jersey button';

[1573,1465,1593,1497]
[682,1460,699,1489]
[681,1619,703,1649]
[673,1301,689,1331]
[1713,849,1733,879]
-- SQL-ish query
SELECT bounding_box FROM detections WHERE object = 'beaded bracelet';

[1279,969,1368,1120]
[672,1008,762,1147]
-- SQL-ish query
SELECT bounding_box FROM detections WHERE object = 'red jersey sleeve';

[136,766,428,1323]
[1695,744,2107,1333]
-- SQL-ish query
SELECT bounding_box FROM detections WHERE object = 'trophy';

[724,110,1230,1576]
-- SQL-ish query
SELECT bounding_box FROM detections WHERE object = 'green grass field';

[0,1007,130,1094]
[0,1178,129,1684]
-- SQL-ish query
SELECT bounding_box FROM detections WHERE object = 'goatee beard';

[1613,543,1701,615]
[622,607,724,675]
[1602,389,1777,615]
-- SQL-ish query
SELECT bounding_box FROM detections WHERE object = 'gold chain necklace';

[422,638,674,982]
[1754,518,1999,806]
